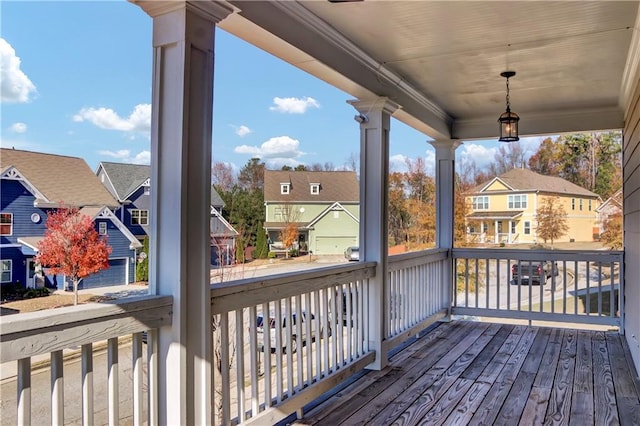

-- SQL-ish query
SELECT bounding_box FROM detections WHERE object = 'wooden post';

[132,2,233,424]
[349,97,399,370]
[430,140,462,317]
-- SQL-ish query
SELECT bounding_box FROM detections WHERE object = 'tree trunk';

[73,278,79,306]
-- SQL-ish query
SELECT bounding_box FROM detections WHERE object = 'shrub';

[268,251,277,259]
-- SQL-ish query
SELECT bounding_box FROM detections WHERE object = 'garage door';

[315,237,357,255]
[80,258,128,289]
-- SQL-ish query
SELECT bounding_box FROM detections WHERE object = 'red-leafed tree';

[37,206,111,305]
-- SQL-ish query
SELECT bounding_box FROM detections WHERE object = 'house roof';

[596,189,623,213]
[98,162,150,201]
[0,149,118,208]
[264,170,359,203]
[471,169,599,198]
[98,161,226,207]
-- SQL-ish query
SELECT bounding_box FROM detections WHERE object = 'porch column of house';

[349,97,399,370]
[508,220,513,244]
[430,140,462,315]
[494,220,499,243]
[134,2,233,424]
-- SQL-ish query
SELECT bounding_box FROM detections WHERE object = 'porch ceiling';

[219,0,640,141]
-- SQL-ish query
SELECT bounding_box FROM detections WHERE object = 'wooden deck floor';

[295,320,640,425]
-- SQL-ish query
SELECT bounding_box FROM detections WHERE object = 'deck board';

[295,321,640,426]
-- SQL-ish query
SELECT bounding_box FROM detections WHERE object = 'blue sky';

[1,1,543,175]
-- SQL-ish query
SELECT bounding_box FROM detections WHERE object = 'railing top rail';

[452,248,623,262]
[1,294,173,362]
[210,262,376,314]
[388,248,448,271]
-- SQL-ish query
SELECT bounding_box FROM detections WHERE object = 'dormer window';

[310,183,320,195]
[281,183,290,195]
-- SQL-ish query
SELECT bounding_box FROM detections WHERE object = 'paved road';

[0,342,145,425]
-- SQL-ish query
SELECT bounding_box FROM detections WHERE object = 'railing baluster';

[147,328,158,426]
[131,333,143,426]
[51,350,64,426]
[248,306,259,417]
[598,262,603,316]
[586,261,591,315]
[274,300,283,402]
[262,302,272,409]
[295,294,303,389]
[236,309,245,422]
[304,292,313,383]
[107,337,119,426]
[17,357,31,426]
[285,298,294,398]
[219,313,231,426]
[81,343,94,426]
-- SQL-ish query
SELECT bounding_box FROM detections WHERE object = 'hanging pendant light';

[498,71,519,142]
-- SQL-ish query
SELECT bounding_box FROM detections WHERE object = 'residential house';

[0,149,141,289]
[210,186,238,266]
[596,189,623,237]
[264,170,359,255]
[96,162,237,265]
[466,168,601,244]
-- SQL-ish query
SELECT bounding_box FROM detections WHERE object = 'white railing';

[210,262,376,425]
[385,248,450,349]
[0,295,172,425]
[452,249,624,329]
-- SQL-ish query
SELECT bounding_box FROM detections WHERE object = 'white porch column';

[430,140,462,317]
[349,97,399,370]
[494,220,499,243]
[508,220,513,244]
[134,2,232,425]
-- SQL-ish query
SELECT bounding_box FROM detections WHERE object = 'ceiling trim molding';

[454,106,624,141]
[620,6,640,116]
[270,1,451,125]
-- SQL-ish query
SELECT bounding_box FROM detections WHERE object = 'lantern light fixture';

[498,71,519,142]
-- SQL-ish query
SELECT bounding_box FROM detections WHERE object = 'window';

[508,194,527,209]
[310,184,320,195]
[144,186,150,195]
[0,260,11,283]
[579,199,583,211]
[472,196,489,210]
[524,221,531,235]
[511,222,516,234]
[99,222,107,235]
[571,198,576,210]
[589,199,592,211]
[0,213,12,235]
[481,223,488,233]
[280,183,290,195]
[131,209,149,226]
[468,225,476,233]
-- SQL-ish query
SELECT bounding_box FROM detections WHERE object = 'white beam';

[133,1,232,424]
[349,97,399,370]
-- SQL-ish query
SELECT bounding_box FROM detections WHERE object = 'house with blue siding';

[96,162,238,266]
[0,149,142,290]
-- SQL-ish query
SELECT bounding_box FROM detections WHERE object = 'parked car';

[511,260,559,285]
[344,246,359,261]
[256,311,318,353]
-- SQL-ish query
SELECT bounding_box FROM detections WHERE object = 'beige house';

[466,169,601,244]
[596,189,623,236]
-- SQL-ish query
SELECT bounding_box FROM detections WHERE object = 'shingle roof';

[1,149,118,207]
[472,168,599,198]
[211,186,225,208]
[264,170,359,203]
[98,162,150,201]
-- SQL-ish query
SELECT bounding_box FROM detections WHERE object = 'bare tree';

[536,196,569,248]
[212,161,236,192]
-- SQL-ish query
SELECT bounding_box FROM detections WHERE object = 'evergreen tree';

[255,227,268,259]
[136,236,149,281]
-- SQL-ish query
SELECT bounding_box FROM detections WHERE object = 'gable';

[307,202,359,227]
[484,180,511,192]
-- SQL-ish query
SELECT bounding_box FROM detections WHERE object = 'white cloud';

[269,96,320,114]
[234,125,252,137]
[0,38,37,103]
[10,122,27,133]
[234,135,305,161]
[458,143,497,169]
[98,149,150,165]
[74,103,151,134]
[389,151,436,174]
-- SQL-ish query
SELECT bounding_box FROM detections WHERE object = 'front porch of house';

[295,320,640,425]
[1,0,639,425]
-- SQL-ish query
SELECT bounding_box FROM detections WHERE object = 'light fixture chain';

[505,77,511,110]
